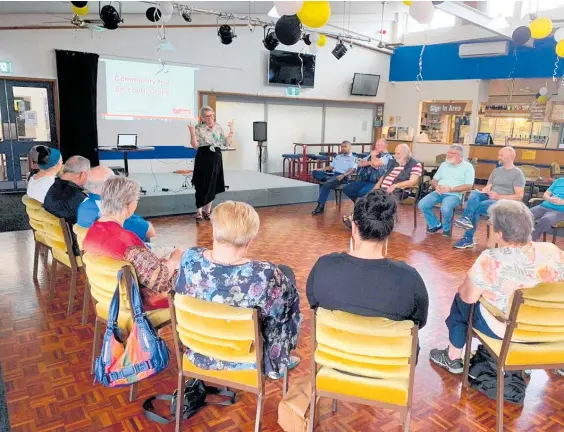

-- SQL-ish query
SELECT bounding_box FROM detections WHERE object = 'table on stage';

[97,146,155,176]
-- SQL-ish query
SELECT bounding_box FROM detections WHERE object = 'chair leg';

[49,259,58,299]
[552,228,558,245]
[91,318,102,374]
[332,399,338,413]
[81,279,91,326]
[254,390,264,432]
[308,391,317,432]
[33,241,40,281]
[175,373,185,432]
[496,365,504,432]
[67,267,77,316]
[129,382,138,402]
[462,333,473,388]
[283,367,288,396]
[413,204,417,229]
[403,410,411,432]
[543,232,547,242]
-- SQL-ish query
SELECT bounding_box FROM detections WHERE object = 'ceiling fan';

[42,14,106,31]
[377,2,403,50]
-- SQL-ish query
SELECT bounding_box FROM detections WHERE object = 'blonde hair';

[211,201,260,247]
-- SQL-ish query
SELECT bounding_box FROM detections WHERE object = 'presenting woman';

[188,106,234,223]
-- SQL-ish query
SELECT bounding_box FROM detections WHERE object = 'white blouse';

[26,175,56,203]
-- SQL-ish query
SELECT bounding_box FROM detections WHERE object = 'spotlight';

[263,29,279,51]
[181,10,192,22]
[218,24,236,45]
[332,40,348,60]
[303,34,312,46]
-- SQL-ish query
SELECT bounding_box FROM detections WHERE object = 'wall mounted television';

[351,73,380,96]
[268,50,316,88]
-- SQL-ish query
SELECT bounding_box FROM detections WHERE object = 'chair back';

[21,195,47,243]
[73,224,88,254]
[312,308,418,407]
[435,153,447,164]
[39,210,76,268]
[170,293,262,391]
[519,165,541,181]
[550,162,562,177]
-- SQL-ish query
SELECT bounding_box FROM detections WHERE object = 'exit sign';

[286,87,300,97]
[0,61,12,74]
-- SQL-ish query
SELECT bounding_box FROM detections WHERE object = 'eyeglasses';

[203,114,214,119]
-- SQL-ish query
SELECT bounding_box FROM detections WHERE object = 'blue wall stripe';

[390,38,564,82]
[98,146,197,160]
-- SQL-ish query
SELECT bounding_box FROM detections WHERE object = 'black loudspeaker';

[253,121,267,142]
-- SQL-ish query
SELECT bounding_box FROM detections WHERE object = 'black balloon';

[71,1,88,7]
[275,15,302,46]
[432,1,444,4]
[100,4,121,30]
[512,26,531,46]
[146,7,162,22]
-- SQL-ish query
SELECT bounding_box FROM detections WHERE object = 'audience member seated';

[453,147,525,249]
[175,200,302,379]
[83,176,183,310]
[77,165,156,242]
[343,138,392,203]
[429,200,564,374]
[311,140,357,215]
[307,190,429,331]
[530,176,564,241]
[418,144,475,237]
[26,146,62,203]
[374,143,422,201]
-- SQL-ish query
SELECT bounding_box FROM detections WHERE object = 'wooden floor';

[2,201,564,432]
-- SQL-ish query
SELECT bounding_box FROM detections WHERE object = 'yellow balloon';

[297,1,331,29]
[537,95,548,104]
[72,4,89,16]
[317,34,327,47]
[556,40,564,57]
[403,1,412,5]
[529,17,553,39]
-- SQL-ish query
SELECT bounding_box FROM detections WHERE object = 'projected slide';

[100,59,196,121]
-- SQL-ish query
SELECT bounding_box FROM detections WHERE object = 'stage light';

[263,28,279,51]
[181,10,192,22]
[218,24,236,44]
[332,40,348,60]
[302,34,312,45]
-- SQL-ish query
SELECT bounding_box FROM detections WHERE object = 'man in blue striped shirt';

[312,141,357,215]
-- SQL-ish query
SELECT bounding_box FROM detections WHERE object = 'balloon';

[557,40,564,57]
[71,1,88,7]
[537,95,548,104]
[403,1,412,5]
[297,1,331,29]
[274,1,303,16]
[409,1,435,25]
[100,4,121,30]
[432,1,444,4]
[512,26,531,45]
[529,17,553,39]
[146,7,162,22]
[317,34,326,47]
[309,32,320,44]
[275,15,302,46]
[555,27,564,42]
[161,13,172,23]
[539,87,548,96]
[160,1,174,16]
[536,92,541,99]
[72,4,88,16]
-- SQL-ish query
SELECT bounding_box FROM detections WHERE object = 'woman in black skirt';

[188,106,234,223]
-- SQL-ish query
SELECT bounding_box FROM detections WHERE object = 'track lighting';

[263,28,279,51]
[218,24,236,44]
[332,40,348,60]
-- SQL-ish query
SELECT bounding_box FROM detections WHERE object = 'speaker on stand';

[253,121,267,173]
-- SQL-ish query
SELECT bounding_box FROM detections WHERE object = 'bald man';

[453,147,525,249]
[77,165,156,241]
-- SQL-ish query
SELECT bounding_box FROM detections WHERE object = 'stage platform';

[131,170,319,217]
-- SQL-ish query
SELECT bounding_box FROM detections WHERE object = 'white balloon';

[409,1,435,25]
[310,44,318,54]
[539,86,549,96]
[555,27,564,42]
[309,32,320,44]
[161,13,172,23]
[160,1,174,17]
[273,1,303,16]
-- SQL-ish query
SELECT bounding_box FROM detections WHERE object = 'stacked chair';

[21,195,51,281]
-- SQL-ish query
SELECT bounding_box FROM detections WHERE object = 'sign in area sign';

[0,61,12,74]
[425,102,466,114]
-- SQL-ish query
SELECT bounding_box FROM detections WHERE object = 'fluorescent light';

[268,6,280,19]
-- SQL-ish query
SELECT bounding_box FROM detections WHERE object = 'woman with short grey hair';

[430,199,564,375]
[83,176,184,310]
[187,106,235,223]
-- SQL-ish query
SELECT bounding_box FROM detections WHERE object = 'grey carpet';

[0,362,9,432]
[0,193,29,233]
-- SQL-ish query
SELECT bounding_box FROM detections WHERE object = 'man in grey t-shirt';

[453,147,526,248]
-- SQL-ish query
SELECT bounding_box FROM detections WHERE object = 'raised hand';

[227,120,235,133]
[188,120,196,132]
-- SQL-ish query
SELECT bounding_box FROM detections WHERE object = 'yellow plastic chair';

[462,283,564,432]
[39,210,85,316]
[73,224,91,324]
[308,308,419,432]
[169,292,288,432]
[21,195,50,281]
[83,253,171,401]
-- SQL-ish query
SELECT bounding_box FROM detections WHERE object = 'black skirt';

[192,146,226,208]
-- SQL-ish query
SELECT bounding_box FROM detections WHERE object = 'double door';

[0,78,58,191]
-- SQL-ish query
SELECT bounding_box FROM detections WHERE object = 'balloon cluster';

[272,1,331,50]
[145,1,174,23]
[512,17,554,46]
[535,86,549,105]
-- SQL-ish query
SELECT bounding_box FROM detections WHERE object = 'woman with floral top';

[430,200,564,375]
[187,106,234,223]
[175,200,302,379]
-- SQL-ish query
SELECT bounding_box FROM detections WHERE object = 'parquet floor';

[2,201,564,432]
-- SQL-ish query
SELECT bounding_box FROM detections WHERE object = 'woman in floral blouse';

[175,201,302,378]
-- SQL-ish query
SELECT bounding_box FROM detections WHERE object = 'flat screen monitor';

[351,73,380,96]
[117,134,138,147]
[475,132,493,145]
[268,50,315,88]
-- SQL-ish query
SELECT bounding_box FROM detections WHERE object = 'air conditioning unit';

[459,41,509,58]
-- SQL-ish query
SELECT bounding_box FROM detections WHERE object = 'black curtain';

[55,50,99,166]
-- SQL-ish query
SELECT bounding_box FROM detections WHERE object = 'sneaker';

[312,204,324,215]
[443,230,452,237]
[454,237,475,249]
[557,369,564,377]
[454,216,474,230]
[426,224,443,234]
[429,348,464,374]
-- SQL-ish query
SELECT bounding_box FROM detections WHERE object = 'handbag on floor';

[94,270,170,387]
[143,379,236,424]
[278,375,312,432]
